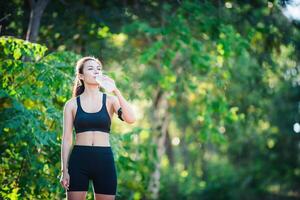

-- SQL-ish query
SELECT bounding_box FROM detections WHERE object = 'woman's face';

[79,59,102,85]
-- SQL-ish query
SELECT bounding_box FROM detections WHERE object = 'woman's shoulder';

[105,93,117,103]
[64,96,77,110]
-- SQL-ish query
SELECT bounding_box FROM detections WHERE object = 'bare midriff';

[75,131,110,146]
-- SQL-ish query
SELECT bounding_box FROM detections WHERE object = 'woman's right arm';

[60,100,73,189]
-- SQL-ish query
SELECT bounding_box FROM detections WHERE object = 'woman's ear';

[78,74,84,81]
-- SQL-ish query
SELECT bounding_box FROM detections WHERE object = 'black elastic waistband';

[75,130,110,134]
[72,145,112,152]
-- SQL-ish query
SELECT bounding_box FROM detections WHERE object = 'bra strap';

[102,93,106,104]
[76,96,82,111]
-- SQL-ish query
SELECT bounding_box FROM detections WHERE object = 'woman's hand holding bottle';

[95,74,117,93]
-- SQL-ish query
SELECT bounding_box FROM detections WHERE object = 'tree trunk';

[200,141,208,181]
[164,128,174,166]
[26,0,50,42]
[147,89,170,200]
[180,127,189,170]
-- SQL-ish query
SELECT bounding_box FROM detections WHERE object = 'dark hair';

[72,56,103,97]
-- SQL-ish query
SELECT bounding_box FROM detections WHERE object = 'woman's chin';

[86,82,100,87]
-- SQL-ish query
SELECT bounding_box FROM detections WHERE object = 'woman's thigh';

[91,151,117,195]
[67,146,90,192]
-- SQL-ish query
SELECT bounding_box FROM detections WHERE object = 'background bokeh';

[1,0,300,199]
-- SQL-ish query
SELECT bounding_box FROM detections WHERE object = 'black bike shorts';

[67,145,117,195]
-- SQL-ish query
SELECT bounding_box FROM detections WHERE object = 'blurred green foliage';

[1,0,300,199]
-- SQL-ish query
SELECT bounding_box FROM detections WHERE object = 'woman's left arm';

[112,88,136,124]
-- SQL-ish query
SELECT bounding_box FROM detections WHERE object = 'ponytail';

[72,77,85,97]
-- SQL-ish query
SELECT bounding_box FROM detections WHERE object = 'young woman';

[59,56,136,200]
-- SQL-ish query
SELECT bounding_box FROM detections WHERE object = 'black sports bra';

[73,93,111,134]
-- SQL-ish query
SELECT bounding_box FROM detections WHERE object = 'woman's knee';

[67,191,87,200]
[94,193,115,200]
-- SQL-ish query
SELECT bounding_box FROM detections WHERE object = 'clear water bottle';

[95,74,115,93]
